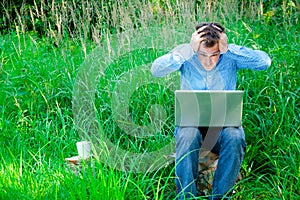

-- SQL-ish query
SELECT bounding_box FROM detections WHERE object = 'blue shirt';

[151,44,271,90]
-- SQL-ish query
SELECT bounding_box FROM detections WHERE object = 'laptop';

[175,90,244,127]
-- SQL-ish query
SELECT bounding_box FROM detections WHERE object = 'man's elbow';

[262,55,272,70]
[257,52,272,70]
[151,63,163,77]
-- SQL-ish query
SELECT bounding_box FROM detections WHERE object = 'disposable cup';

[76,141,91,159]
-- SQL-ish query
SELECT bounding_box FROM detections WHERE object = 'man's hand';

[218,32,228,53]
[211,24,228,53]
[191,24,228,54]
[190,26,208,52]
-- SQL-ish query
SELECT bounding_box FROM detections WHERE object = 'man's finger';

[212,24,223,32]
[192,31,207,42]
[198,31,208,38]
[197,25,208,34]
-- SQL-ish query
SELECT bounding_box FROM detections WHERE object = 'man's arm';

[224,44,271,70]
[151,29,208,77]
[217,31,271,70]
[151,44,194,77]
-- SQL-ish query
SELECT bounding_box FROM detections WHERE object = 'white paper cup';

[76,141,91,159]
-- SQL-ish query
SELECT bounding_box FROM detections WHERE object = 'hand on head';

[190,22,228,54]
[190,26,209,52]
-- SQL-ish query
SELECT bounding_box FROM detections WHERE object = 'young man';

[151,22,271,199]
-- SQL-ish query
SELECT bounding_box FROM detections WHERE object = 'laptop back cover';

[175,90,244,127]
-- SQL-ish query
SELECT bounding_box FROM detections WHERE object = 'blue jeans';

[175,126,246,200]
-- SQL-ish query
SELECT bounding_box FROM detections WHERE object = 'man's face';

[198,42,220,70]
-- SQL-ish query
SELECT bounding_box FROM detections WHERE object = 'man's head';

[195,22,226,70]
[195,22,225,47]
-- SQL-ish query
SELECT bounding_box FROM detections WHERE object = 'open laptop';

[175,90,244,127]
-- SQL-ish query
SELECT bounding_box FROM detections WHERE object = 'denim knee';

[219,127,246,150]
[176,127,201,141]
[175,127,202,157]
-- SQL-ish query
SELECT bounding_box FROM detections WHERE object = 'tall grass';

[0,0,299,199]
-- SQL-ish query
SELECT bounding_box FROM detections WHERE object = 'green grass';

[0,0,299,199]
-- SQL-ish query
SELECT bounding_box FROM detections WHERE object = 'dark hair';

[195,22,225,47]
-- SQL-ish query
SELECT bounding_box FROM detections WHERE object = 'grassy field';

[0,0,299,199]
